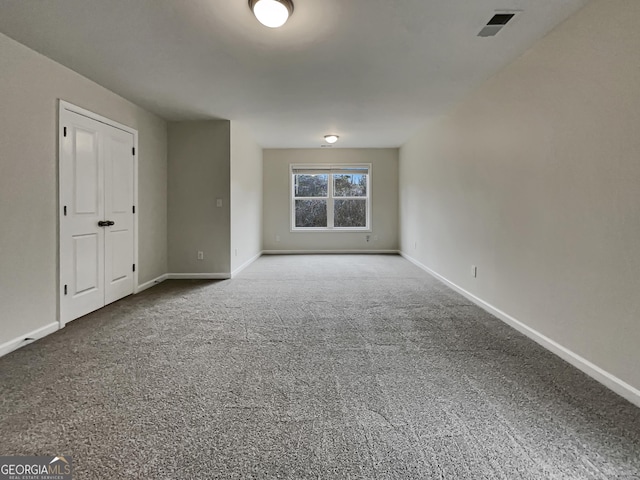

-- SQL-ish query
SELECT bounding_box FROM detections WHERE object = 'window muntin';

[291,164,370,231]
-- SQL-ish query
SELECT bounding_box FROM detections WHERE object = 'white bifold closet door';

[59,104,136,325]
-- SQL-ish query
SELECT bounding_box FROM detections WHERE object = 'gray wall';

[399,0,640,391]
[0,32,168,347]
[263,149,398,252]
[231,122,263,274]
[168,121,231,274]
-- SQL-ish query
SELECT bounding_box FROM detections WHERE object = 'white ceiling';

[0,0,590,148]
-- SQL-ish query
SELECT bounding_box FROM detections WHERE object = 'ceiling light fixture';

[249,0,294,28]
[324,135,339,144]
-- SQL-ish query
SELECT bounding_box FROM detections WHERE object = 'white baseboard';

[400,252,640,408]
[137,272,231,287]
[231,251,263,278]
[263,249,400,255]
[136,274,169,293]
[138,259,264,286]
[167,273,231,280]
[0,322,60,358]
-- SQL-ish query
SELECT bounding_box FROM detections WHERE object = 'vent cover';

[478,12,516,37]
[488,13,515,25]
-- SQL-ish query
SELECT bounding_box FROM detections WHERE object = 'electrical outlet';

[373,235,378,242]
[275,235,280,242]
[471,265,477,278]
[234,249,238,257]
[197,251,204,260]
[216,198,223,208]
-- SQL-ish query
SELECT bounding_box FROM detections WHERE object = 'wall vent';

[478,12,516,37]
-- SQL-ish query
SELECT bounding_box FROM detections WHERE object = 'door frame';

[58,100,139,328]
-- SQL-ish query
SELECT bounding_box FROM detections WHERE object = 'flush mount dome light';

[249,0,294,28]
[324,135,339,144]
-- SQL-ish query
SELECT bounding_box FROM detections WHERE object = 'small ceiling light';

[324,135,339,144]
[249,0,294,28]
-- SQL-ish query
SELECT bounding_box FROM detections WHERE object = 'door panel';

[73,127,100,214]
[108,231,129,283]
[73,233,100,295]
[105,228,133,299]
[104,128,134,305]
[60,117,105,322]
[109,135,132,214]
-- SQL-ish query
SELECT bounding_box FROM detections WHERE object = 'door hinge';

[63,127,67,137]
[132,205,136,214]
[132,264,136,272]
[132,147,136,156]
[64,285,68,295]
[63,206,67,216]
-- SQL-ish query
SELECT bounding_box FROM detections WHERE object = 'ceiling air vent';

[478,12,516,37]
[321,144,333,148]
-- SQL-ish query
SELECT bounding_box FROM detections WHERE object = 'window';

[291,164,371,231]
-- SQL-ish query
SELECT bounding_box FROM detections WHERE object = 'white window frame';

[290,163,372,232]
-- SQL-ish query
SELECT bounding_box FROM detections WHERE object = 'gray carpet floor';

[1,254,639,479]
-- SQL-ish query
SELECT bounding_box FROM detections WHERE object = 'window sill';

[290,228,372,233]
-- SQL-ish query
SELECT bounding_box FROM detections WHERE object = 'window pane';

[333,174,367,197]
[295,199,327,227]
[334,199,367,228]
[294,174,328,197]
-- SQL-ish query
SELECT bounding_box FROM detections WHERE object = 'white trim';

[0,323,60,359]
[231,252,263,277]
[167,273,231,280]
[263,249,399,255]
[137,274,169,293]
[59,100,137,135]
[290,228,372,233]
[400,252,640,408]
[132,133,139,294]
